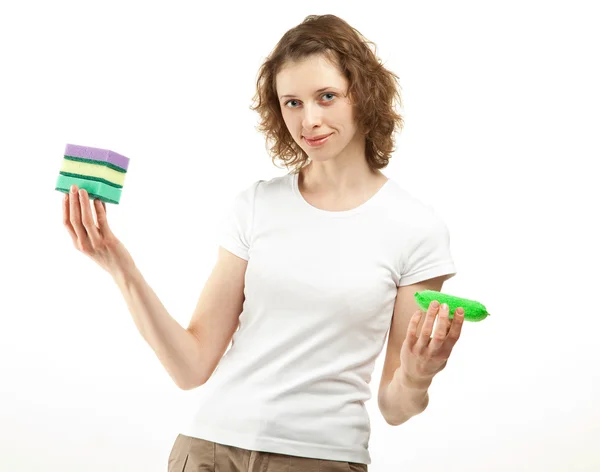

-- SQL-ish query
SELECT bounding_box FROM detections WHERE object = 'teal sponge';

[55,143,130,204]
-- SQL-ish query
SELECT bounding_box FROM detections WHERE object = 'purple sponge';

[55,144,130,204]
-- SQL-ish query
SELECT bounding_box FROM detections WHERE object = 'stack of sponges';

[55,144,130,204]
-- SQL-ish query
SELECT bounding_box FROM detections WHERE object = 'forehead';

[276,54,346,94]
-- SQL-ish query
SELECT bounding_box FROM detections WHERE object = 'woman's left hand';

[399,301,464,383]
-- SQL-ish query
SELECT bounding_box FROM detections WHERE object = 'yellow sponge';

[55,143,130,204]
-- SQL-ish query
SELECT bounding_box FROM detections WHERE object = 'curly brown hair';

[249,14,404,175]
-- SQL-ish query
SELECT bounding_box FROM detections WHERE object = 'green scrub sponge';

[414,290,491,322]
[55,143,130,204]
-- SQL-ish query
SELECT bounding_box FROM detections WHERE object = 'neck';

[299,134,383,196]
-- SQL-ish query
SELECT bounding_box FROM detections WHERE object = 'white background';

[1,1,598,471]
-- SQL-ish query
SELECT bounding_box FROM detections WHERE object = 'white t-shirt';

[180,172,457,465]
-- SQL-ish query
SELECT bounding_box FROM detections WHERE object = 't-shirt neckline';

[291,172,391,217]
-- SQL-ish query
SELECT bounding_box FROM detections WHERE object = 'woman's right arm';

[63,185,246,390]
[111,262,210,390]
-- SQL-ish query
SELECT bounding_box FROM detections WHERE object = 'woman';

[62,14,463,472]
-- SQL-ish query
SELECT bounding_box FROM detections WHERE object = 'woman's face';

[276,54,361,161]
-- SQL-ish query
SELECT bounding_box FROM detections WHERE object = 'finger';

[428,303,452,352]
[78,189,102,248]
[415,301,440,348]
[446,307,464,344]
[69,185,90,250]
[405,310,424,348]
[93,197,114,239]
[62,192,78,246]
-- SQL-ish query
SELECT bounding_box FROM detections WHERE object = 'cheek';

[281,111,296,132]
[337,106,355,125]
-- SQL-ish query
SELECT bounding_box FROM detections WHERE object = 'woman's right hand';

[63,184,135,277]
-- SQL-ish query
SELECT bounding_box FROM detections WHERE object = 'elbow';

[384,414,408,427]
[379,404,407,426]
[382,403,428,427]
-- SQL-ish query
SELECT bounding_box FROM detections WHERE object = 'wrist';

[108,243,137,281]
[397,367,434,391]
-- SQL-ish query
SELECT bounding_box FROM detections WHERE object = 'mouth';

[303,133,333,147]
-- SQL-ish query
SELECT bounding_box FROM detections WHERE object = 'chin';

[305,151,333,161]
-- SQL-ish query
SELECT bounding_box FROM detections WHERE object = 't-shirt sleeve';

[217,180,261,261]
[399,212,458,286]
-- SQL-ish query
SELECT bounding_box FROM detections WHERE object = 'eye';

[285,99,300,108]
[284,92,336,108]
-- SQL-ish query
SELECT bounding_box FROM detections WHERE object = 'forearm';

[111,262,204,390]
[379,367,431,426]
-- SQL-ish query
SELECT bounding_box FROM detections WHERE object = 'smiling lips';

[304,133,332,146]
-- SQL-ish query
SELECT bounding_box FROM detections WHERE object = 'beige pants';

[168,434,368,472]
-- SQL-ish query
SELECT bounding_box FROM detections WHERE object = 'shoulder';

[382,179,442,227]
[235,174,290,197]
[229,174,295,211]
[223,174,291,217]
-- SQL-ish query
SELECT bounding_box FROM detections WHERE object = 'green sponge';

[414,290,491,322]
[55,143,130,204]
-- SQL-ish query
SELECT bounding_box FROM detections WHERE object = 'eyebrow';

[279,87,338,100]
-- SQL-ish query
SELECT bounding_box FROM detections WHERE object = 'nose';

[301,103,323,130]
